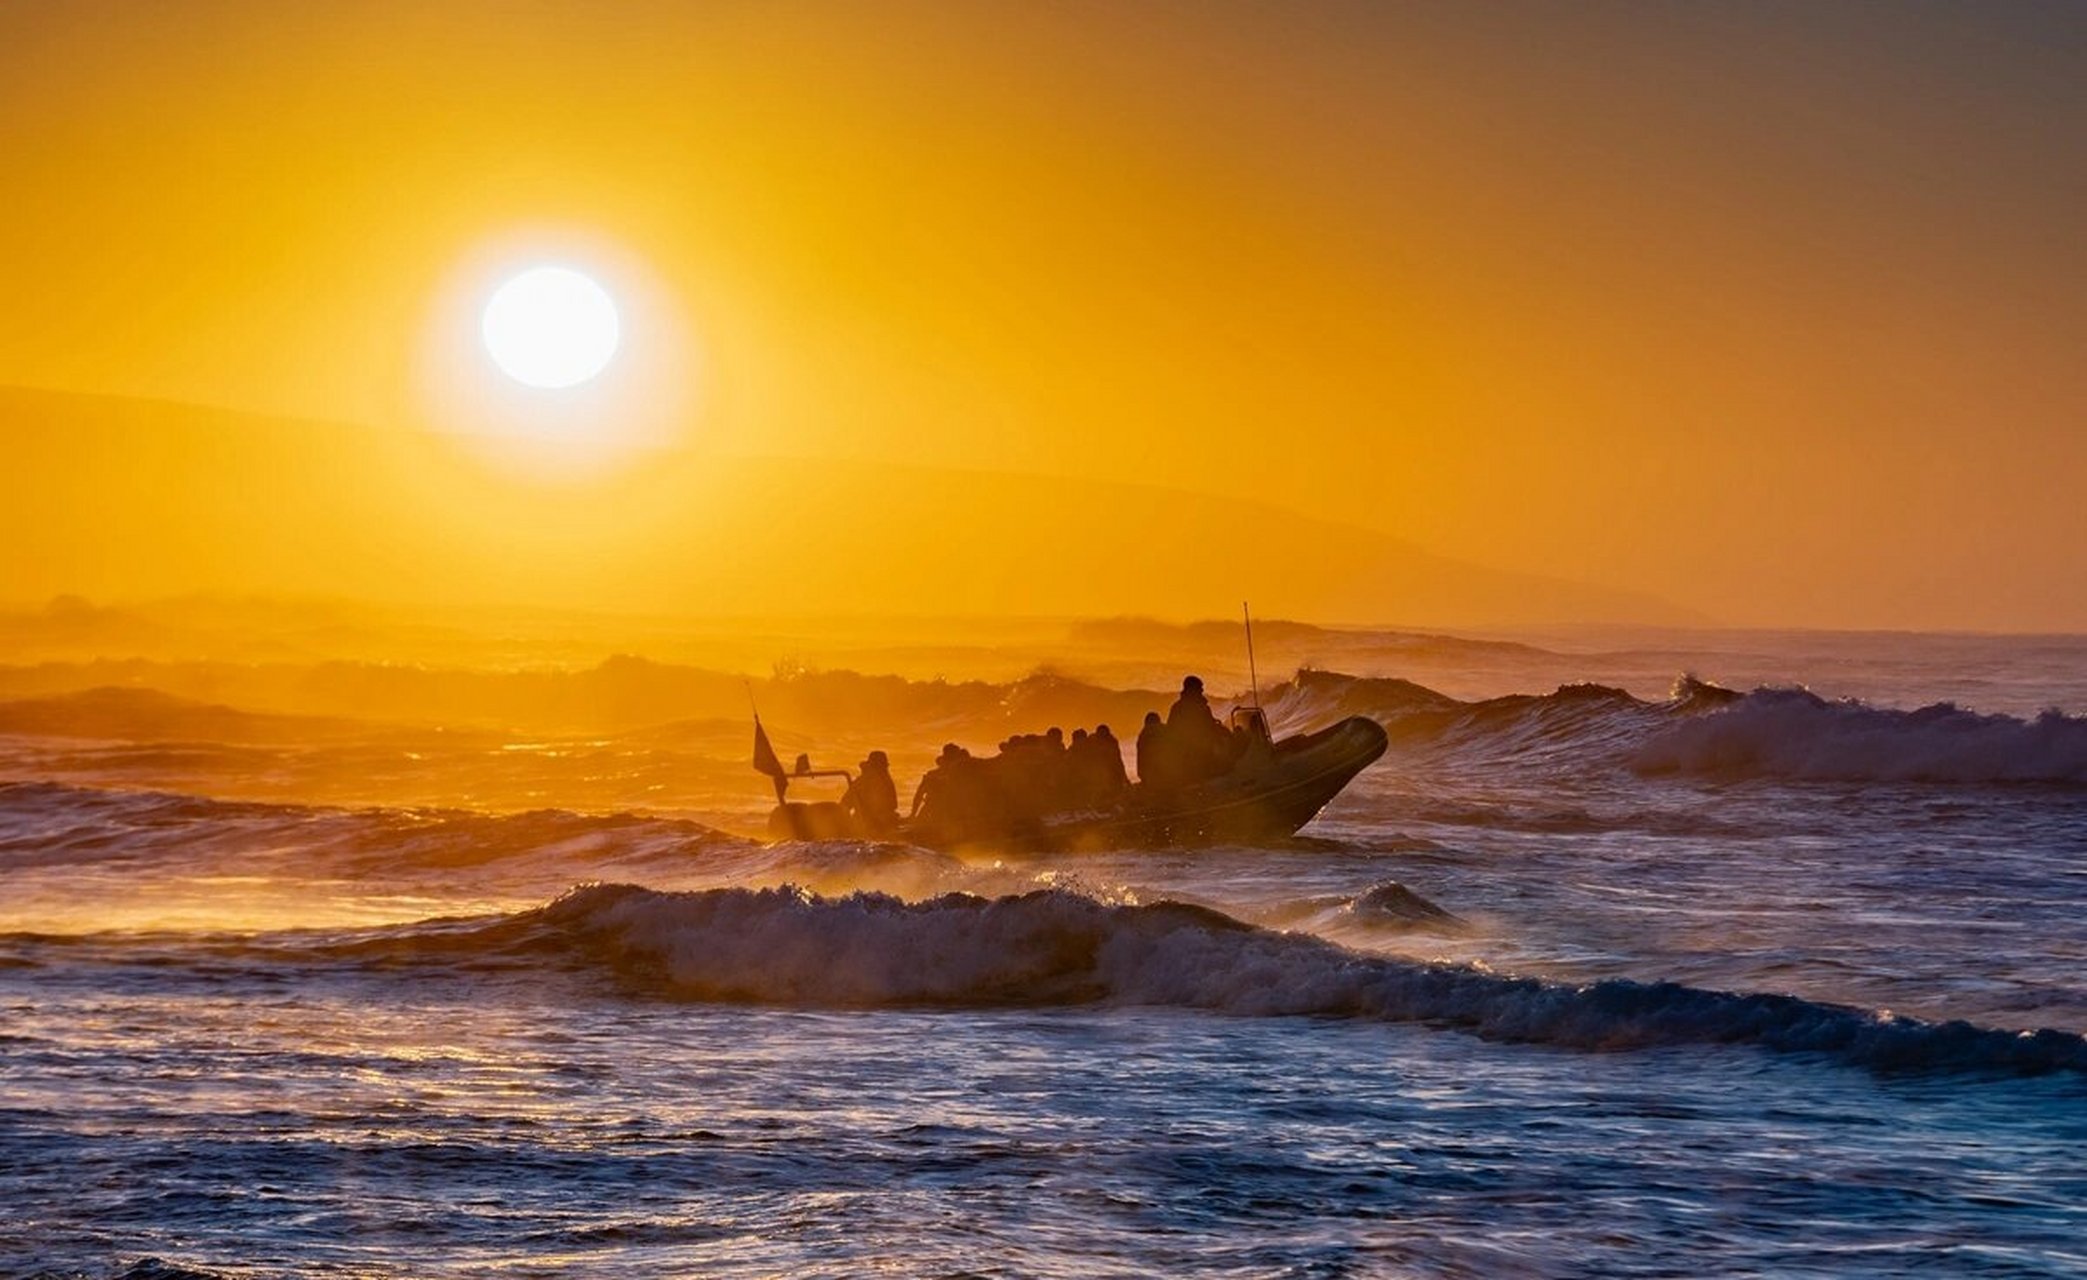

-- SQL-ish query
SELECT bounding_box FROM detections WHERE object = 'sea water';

[4,629,2086,1278]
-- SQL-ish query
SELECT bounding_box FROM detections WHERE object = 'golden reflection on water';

[2,874,528,936]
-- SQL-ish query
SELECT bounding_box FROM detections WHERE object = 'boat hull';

[768,715,1389,852]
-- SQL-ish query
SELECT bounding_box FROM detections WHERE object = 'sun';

[480,266,621,388]
[421,239,693,473]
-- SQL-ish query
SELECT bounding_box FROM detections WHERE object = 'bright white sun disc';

[480,266,621,388]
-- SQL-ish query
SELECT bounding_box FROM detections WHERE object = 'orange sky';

[1,2,2081,630]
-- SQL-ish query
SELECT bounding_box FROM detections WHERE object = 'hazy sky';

[2,2,2081,629]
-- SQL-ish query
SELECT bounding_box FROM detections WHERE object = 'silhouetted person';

[915,743,1014,840]
[1167,675,1231,781]
[1067,723,1129,806]
[1040,727,1074,806]
[1136,710,1169,789]
[843,749,899,835]
[992,729,1059,821]
[910,743,970,819]
[1090,724,1130,793]
[1169,675,1218,733]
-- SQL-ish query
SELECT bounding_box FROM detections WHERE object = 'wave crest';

[1263,671,2087,787]
[528,884,2087,1075]
[1633,689,2087,785]
[0,780,742,874]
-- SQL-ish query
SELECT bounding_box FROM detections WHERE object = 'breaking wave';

[473,883,2084,1075]
[1265,670,1691,770]
[1264,671,2087,787]
[21,882,2071,1074]
[1632,687,2087,786]
[0,780,742,875]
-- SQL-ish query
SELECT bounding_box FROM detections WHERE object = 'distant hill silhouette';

[0,659,1167,737]
[0,387,1700,627]
[0,686,369,743]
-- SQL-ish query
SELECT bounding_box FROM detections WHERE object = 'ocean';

[4,625,2086,1278]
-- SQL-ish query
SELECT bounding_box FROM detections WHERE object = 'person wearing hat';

[844,749,901,836]
[909,743,972,820]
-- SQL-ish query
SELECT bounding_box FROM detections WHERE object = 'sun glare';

[419,235,695,476]
[480,266,621,389]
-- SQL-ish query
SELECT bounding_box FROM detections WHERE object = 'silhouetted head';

[1070,728,1088,745]
[1182,675,1204,693]
[1144,711,1162,726]
[1046,727,1064,746]
[940,742,960,760]
[1095,724,1114,740]
[866,750,889,770]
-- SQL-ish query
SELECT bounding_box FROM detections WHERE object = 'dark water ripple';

[4,990,2086,1278]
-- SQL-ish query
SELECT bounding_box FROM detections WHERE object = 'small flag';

[752,716,787,803]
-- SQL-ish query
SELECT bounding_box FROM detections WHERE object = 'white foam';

[534,883,2087,1074]
[1634,689,2087,785]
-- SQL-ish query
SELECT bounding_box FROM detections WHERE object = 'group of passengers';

[900,722,1131,839]
[851,674,1263,840]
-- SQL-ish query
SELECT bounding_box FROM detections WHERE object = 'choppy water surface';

[4,632,2087,1277]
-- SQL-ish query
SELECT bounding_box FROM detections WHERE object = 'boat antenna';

[1243,601,1261,710]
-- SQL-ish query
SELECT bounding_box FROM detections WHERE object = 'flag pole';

[1242,601,1261,710]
